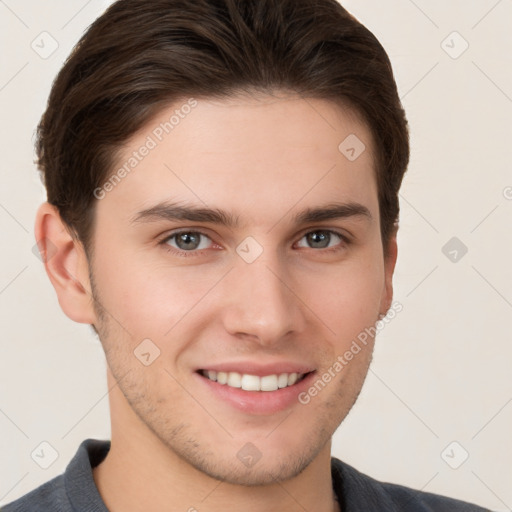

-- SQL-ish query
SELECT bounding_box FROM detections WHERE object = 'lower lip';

[195,371,316,415]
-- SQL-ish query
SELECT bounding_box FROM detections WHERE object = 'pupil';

[178,232,199,250]
[308,231,329,248]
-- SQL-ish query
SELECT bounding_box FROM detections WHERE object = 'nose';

[220,253,306,346]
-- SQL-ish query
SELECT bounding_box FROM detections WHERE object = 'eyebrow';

[130,200,372,228]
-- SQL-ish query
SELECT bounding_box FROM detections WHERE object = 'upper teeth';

[202,370,305,392]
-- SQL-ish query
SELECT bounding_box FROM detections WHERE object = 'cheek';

[93,247,224,338]
[312,256,384,345]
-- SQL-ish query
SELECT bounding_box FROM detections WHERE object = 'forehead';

[98,94,378,228]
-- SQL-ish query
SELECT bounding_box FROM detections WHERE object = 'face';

[85,94,395,485]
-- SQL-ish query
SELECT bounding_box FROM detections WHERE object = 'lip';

[195,361,316,377]
[195,369,317,415]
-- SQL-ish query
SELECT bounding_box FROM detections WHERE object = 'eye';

[162,230,213,254]
[296,230,348,251]
[159,228,349,258]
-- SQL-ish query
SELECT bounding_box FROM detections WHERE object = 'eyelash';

[158,229,351,258]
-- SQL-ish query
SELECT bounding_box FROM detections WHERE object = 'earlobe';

[34,202,97,324]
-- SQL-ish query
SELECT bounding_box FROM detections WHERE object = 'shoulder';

[1,439,110,512]
[1,474,69,512]
[331,457,491,511]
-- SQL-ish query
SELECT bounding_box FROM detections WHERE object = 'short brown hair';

[37,0,409,255]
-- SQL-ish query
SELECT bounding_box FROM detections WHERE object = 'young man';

[3,0,490,510]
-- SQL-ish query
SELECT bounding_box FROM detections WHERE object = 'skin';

[36,93,397,512]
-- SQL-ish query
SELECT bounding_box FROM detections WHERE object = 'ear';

[379,225,398,317]
[34,202,97,324]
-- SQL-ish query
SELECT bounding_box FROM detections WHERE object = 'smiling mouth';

[198,369,313,392]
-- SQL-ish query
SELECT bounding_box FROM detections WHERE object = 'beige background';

[0,1,511,509]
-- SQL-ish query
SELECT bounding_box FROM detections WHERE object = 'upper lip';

[196,361,316,377]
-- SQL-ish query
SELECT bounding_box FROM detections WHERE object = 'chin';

[192,451,315,486]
